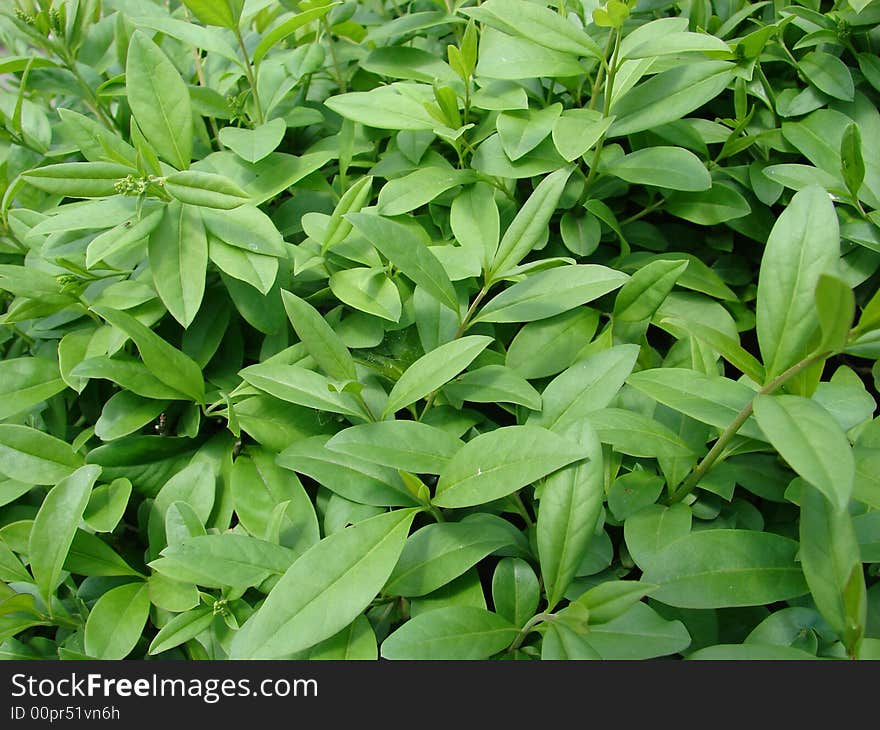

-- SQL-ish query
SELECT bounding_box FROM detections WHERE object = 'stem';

[426,503,446,523]
[322,18,347,93]
[64,56,115,129]
[192,48,223,149]
[507,612,555,652]
[619,196,662,225]
[511,492,534,526]
[233,26,264,125]
[666,352,827,504]
[582,28,621,195]
[587,29,616,111]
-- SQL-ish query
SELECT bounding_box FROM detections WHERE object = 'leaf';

[753,395,854,511]
[608,62,736,138]
[434,425,585,508]
[92,306,205,403]
[756,185,839,379]
[381,606,518,659]
[329,268,401,322]
[382,336,492,418]
[0,425,83,485]
[614,260,689,322]
[377,167,472,216]
[605,147,711,191]
[22,162,135,198]
[541,622,601,659]
[490,167,572,278]
[688,643,818,660]
[385,516,514,597]
[164,170,250,209]
[83,478,132,533]
[253,4,340,65]
[126,31,192,169]
[799,482,865,649]
[497,104,563,161]
[151,534,297,589]
[148,606,214,656]
[643,529,808,608]
[583,602,691,659]
[84,582,150,659]
[326,421,462,475]
[492,558,540,627]
[665,184,751,225]
[587,408,696,459]
[474,28,585,80]
[815,274,855,354]
[799,51,854,101]
[538,422,604,609]
[443,365,542,410]
[552,109,615,162]
[147,202,208,328]
[29,465,101,601]
[347,212,458,313]
[624,504,693,572]
[474,265,628,324]
[840,122,865,198]
[450,183,500,272]
[575,580,657,625]
[281,290,356,381]
[322,176,374,253]
[627,368,763,440]
[218,119,287,164]
[506,309,600,380]
[292,614,378,660]
[530,345,641,432]
[182,0,243,29]
[230,509,418,658]
[0,357,66,421]
[325,85,437,131]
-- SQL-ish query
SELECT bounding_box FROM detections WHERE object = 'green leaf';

[92,306,205,403]
[22,162,135,198]
[756,185,839,379]
[643,529,808,608]
[490,167,572,278]
[0,425,83,485]
[614,260,689,322]
[538,421,604,609]
[381,606,518,659]
[84,582,150,659]
[385,516,514,597]
[609,62,736,138]
[326,421,462,475]
[582,602,691,659]
[325,84,437,131]
[541,622,601,659]
[164,170,249,209]
[240,363,368,420]
[230,509,419,658]
[377,167,472,216]
[94,392,169,441]
[0,357,66,421]
[434,425,585,508]
[148,606,214,656]
[605,147,711,191]
[665,184,750,225]
[799,482,865,650]
[753,395,854,511]
[322,176,374,253]
[281,290,356,381]
[799,51,854,101]
[474,265,628,324]
[329,268,401,322]
[815,274,855,354]
[347,212,458,313]
[688,643,818,660]
[382,335,492,418]
[450,183,500,273]
[201,205,287,257]
[474,28,585,80]
[231,447,318,551]
[588,408,697,459]
[126,31,192,169]
[218,119,287,164]
[552,109,615,162]
[151,534,297,589]
[575,580,657,625]
[497,104,563,162]
[627,368,763,440]
[83,478,132,533]
[624,503,692,572]
[443,365,542,410]
[840,122,865,199]
[530,345,641,432]
[506,309,600,380]
[147,202,208,328]
[292,614,378,660]
[253,4,340,65]
[182,0,243,29]
[492,558,540,627]
[29,465,101,601]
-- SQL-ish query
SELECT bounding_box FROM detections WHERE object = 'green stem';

[233,26,264,125]
[582,28,621,195]
[63,56,115,130]
[322,18,347,93]
[511,491,534,526]
[587,29,616,111]
[507,612,555,652]
[666,351,828,505]
[619,196,662,225]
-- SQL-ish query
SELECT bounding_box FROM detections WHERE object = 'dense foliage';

[1,0,879,661]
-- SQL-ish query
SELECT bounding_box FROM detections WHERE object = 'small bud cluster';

[14,7,35,25]
[114,174,165,196]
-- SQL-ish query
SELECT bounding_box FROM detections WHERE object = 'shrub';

[0,0,878,661]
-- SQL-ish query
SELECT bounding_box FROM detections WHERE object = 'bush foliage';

[1,0,879,660]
